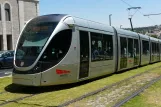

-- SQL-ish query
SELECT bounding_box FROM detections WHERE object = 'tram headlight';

[32,62,42,73]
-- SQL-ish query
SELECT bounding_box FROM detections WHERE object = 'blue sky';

[40,0,161,28]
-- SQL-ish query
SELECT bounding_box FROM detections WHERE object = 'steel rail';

[0,65,160,106]
[113,74,161,107]
[0,94,38,106]
[58,66,161,107]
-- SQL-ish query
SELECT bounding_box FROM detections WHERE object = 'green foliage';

[150,35,158,38]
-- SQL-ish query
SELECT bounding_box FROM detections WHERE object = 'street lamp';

[109,14,112,26]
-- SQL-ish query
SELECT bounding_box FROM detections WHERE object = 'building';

[0,0,39,50]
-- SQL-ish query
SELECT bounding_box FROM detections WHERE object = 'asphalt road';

[0,68,12,78]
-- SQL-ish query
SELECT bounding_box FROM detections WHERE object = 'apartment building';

[0,0,39,50]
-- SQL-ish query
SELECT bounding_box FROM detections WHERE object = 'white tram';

[12,14,161,86]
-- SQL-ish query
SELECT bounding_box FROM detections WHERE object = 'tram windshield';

[15,19,58,67]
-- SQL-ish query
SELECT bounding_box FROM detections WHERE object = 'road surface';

[0,69,12,78]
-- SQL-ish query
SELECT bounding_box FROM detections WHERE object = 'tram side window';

[91,32,113,61]
[103,34,113,60]
[120,37,127,57]
[155,43,157,54]
[152,42,155,55]
[155,43,157,55]
[157,43,159,55]
[128,38,133,58]
[40,29,72,64]
[91,32,103,61]
[80,31,89,61]
[160,44,161,53]
[154,43,156,55]
[134,39,139,55]
[142,40,149,55]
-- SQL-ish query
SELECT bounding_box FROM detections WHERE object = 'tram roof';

[138,33,150,40]
[72,16,114,33]
[150,36,159,42]
[114,27,139,38]
[31,14,67,23]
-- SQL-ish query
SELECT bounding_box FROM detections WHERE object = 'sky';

[40,0,161,28]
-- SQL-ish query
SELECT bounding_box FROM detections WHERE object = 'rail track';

[113,74,161,107]
[58,66,161,107]
[0,66,160,107]
[0,93,37,106]
[0,84,46,106]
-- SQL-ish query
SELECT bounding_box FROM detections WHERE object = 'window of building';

[0,5,1,21]
[5,3,11,21]
[91,32,113,61]
[0,35,3,50]
[7,35,12,50]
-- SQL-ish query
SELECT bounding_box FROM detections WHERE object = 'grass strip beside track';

[0,94,37,106]
[2,62,160,107]
[1,102,42,107]
[64,67,161,107]
[122,72,161,107]
[0,77,11,92]
[114,71,161,107]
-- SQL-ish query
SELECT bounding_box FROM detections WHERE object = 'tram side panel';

[116,29,140,72]
[117,34,128,71]
[40,28,79,86]
[88,30,116,79]
[117,34,140,71]
[150,37,159,63]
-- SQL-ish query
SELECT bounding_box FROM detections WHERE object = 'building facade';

[0,0,39,50]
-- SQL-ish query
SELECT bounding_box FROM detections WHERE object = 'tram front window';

[39,29,72,71]
[15,19,58,67]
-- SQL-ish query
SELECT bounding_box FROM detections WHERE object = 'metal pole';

[109,14,112,26]
[129,18,134,31]
[120,25,122,28]
[127,7,141,32]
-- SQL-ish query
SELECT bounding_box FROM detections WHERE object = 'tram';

[12,14,161,86]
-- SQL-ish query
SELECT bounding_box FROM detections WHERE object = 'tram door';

[79,31,89,79]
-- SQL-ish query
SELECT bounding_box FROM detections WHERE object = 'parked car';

[0,50,14,69]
